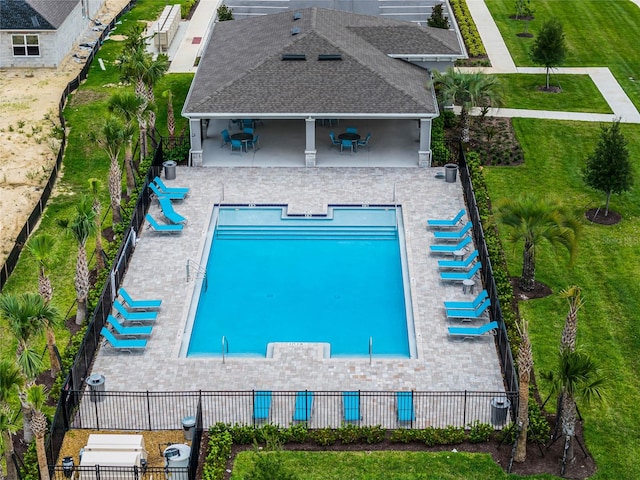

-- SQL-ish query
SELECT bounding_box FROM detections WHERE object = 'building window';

[12,34,40,57]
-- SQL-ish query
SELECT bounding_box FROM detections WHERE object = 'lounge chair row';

[146,177,190,233]
[252,391,417,426]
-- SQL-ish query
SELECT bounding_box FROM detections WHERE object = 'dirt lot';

[0,0,130,267]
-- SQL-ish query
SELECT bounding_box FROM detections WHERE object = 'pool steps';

[215,224,398,240]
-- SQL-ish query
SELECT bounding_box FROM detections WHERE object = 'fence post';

[147,391,152,430]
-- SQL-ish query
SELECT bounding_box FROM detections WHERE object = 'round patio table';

[231,132,252,142]
[338,133,360,142]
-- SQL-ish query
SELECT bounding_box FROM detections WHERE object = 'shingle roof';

[0,0,79,30]
[184,8,463,117]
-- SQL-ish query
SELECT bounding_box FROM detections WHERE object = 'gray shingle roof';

[184,8,462,117]
[0,0,79,30]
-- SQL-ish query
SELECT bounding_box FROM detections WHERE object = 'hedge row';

[449,0,487,58]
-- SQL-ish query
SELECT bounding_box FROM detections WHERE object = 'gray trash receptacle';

[182,415,196,441]
[445,163,458,183]
[86,374,105,403]
[163,160,177,180]
[490,397,510,426]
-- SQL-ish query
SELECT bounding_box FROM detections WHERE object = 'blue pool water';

[185,206,412,357]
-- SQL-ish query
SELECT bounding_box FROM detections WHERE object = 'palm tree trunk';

[514,377,529,462]
[520,240,536,291]
[124,141,136,196]
[75,245,89,326]
[561,391,577,463]
[38,270,52,304]
[93,199,105,271]
[46,328,61,378]
[109,159,122,225]
[460,107,470,143]
[35,433,50,480]
[19,400,33,443]
[2,430,18,480]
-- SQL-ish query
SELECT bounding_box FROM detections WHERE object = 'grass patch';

[483,119,640,480]
[230,450,557,480]
[495,74,612,113]
[485,0,640,109]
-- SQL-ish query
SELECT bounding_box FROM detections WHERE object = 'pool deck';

[91,166,505,399]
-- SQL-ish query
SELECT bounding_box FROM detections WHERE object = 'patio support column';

[418,118,432,168]
[305,117,317,167]
[189,118,203,167]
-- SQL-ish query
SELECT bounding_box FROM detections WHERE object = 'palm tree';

[108,92,146,196]
[89,116,127,224]
[0,360,23,480]
[560,286,584,352]
[68,196,97,325]
[25,385,50,480]
[88,178,106,271]
[514,318,533,463]
[431,68,502,143]
[543,350,606,463]
[496,194,581,291]
[163,89,176,148]
[26,234,62,377]
[0,294,56,442]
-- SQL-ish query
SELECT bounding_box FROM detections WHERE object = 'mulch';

[585,208,621,225]
[510,277,553,301]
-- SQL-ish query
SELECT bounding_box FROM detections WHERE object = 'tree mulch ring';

[516,32,534,38]
[102,226,115,242]
[511,277,553,300]
[65,315,84,336]
[509,15,535,21]
[537,86,562,93]
[585,208,621,225]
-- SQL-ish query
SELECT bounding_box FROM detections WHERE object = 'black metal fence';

[50,465,188,480]
[65,390,517,432]
[457,147,519,396]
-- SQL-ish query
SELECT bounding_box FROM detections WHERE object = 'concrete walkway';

[464,0,640,123]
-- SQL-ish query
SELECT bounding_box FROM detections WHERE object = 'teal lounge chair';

[101,327,147,352]
[433,222,472,241]
[448,321,498,338]
[342,391,362,424]
[253,391,272,423]
[145,214,183,233]
[153,176,189,195]
[443,290,489,310]
[113,300,158,322]
[396,391,415,425]
[149,182,185,201]
[440,262,481,282]
[107,315,152,337]
[446,298,491,321]
[426,209,465,228]
[438,250,479,270]
[293,391,314,423]
[158,196,187,224]
[118,287,161,310]
[429,236,472,254]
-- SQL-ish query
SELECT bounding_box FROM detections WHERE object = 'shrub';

[229,423,256,445]
[285,423,309,443]
[468,421,494,443]
[449,0,487,58]
[20,442,39,480]
[419,427,440,446]
[255,423,281,445]
[203,429,232,480]
[337,423,362,444]
[442,425,466,444]
[310,427,337,446]
[360,425,386,444]
[217,4,233,21]
[389,428,419,443]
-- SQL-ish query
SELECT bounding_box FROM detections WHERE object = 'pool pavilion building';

[182,7,466,167]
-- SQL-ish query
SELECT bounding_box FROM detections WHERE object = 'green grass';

[485,0,640,109]
[495,74,612,113]
[483,119,640,480]
[230,451,558,479]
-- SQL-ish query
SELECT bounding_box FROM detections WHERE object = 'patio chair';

[357,133,371,150]
[396,391,415,425]
[440,262,481,282]
[426,209,466,229]
[153,176,189,195]
[446,298,491,321]
[438,250,479,270]
[447,321,498,339]
[429,235,472,254]
[342,391,362,424]
[243,127,254,135]
[433,222,472,241]
[346,127,358,134]
[443,290,489,310]
[113,299,158,322]
[246,134,260,151]
[253,391,272,423]
[158,196,188,224]
[340,139,354,154]
[220,129,231,148]
[329,131,340,148]
[149,182,185,201]
[145,214,183,233]
[242,119,255,129]
[100,327,147,352]
[230,139,244,154]
[293,391,314,423]
[107,314,153,337]
[118,287,161,310]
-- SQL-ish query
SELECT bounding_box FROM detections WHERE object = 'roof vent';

[318,54,342,61]
[293,12,302,20]
[31,15,40,27]
[291,27,300,35]
[282,54,306,61]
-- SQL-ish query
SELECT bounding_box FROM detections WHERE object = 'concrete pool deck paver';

[92,167,504,397]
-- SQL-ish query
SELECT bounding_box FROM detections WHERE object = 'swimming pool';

[182,205,415,358]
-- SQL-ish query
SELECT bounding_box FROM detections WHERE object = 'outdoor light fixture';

[62,456,74,478]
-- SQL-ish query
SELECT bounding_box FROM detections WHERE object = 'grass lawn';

[485,0,640,109]
[495,74,612,113]
[231,451,558,480]
[483,119,640,480]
